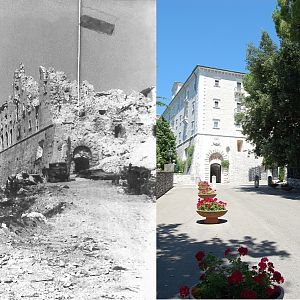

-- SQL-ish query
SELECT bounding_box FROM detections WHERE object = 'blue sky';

[157,0,279,114]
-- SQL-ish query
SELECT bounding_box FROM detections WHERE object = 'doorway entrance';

[73,146,92,173]
[210,163,221,183]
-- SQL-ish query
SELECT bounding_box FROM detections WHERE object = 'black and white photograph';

[0,0,156,299]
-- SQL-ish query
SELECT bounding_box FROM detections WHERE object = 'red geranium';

[238,246,248,256]
[253,273,266,283]
[261,257,269,263]
[272,271,284,283]
[179,285,189,298]
[228,270,243,284]
[195,251,205,261]
[240,289,257,299]
[258,261,267,271]
[224,247,232,256]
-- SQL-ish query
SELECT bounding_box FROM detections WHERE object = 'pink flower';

[261,257,269,263]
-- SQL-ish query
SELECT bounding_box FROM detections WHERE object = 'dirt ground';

[0,178,155,300]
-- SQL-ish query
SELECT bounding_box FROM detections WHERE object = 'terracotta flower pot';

[189,285,284,299]
[198,193,217,199]
[196,210,227,224]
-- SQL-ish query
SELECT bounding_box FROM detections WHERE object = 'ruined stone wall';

[0,64,155,183]
[0,125,55,182]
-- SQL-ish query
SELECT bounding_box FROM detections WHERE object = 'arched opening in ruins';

[73,146,92,174]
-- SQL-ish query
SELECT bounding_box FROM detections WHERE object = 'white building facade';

[162,65,264,184]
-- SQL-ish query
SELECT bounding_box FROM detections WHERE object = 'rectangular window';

[191,121,195,136]
[214,79,220,87]
[213,99,220,109]
[237,82,242,92]
[236,103,241,112]
[237,140,243,152]
[213,119,220,129]
[192,101,195,114]
[28,119,32,131]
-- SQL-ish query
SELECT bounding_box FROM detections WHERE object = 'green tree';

[273,0,300,42]
[156,96,168,107]
[241,31,300,167]
[156,116,177,168]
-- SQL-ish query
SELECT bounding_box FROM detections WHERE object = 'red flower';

[195,251,205,261]
[268,262,274,268]
[261,257,269,263]
[272,271,284,283]
[228,270,243,284]
[253,273,266,283]
[199,273,205,281]
[238,247,248,256]
[179,285,189,298]
[224,248,232,256]
[240,289,257,299]
[268,267,275,273]
[258,261,267,271]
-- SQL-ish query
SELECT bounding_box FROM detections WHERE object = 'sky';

[0,0,155,105]
[157,0,280,115]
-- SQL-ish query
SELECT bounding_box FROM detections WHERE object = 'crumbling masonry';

[0,64,155,185]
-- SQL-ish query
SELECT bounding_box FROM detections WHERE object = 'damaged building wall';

[0,63,155,184]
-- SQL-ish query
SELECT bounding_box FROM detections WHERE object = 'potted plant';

[198,182,217,198]
[196,197,227,223]
[179,246,284,299]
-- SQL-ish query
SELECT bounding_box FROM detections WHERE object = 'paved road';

[157,183,300,299]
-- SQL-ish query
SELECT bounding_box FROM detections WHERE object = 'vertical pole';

[77,0,82,110]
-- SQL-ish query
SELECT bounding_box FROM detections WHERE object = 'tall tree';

[241,31,300,167]
[273,0,300,42]
[156,117,177,168]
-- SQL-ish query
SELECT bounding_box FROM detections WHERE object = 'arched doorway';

[73,146,92,173]
[210,163,221,183]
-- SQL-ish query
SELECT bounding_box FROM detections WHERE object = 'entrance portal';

[73,146,92,173]
[210,163,221,183]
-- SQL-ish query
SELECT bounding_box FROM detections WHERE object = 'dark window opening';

[10,129,13,144]
[114,124,125,138]
[99,109,106,115]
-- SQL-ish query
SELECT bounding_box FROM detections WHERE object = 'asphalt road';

[157,183,300,299]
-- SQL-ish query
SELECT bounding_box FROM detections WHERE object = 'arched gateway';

[73,146,92,173]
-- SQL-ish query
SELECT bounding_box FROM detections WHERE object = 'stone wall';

[0,64,155,184]
[156,172,174,199]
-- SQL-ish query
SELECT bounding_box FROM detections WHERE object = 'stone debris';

[0,64,155,195]
[21,212,47,223]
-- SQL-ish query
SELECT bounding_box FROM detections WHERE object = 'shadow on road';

[196,219,227,225]
[234,184,300,201]
[157,223,290,299]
